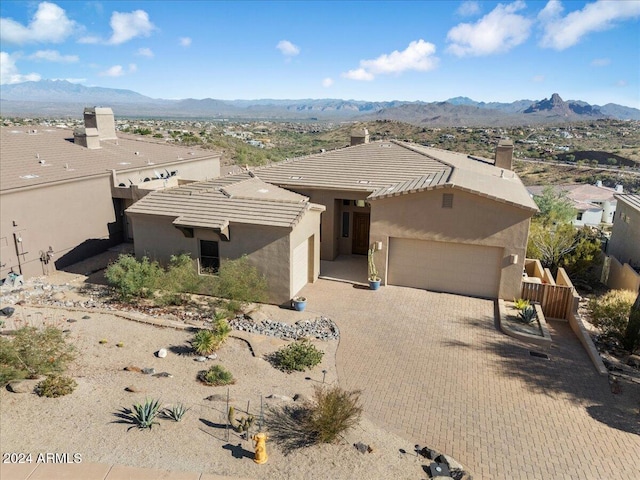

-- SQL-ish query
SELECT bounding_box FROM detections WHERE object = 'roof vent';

[289,176,302,180]
[20,174,39,179]
[380,143,392,148]
[442,193,454,208]
[357,180,370,184]
[134,151,140,156]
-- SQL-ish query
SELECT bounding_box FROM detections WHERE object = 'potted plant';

[292,296,307,311]
[368,246,381,290]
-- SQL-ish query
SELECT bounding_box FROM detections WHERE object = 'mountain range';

[1,80,639,125]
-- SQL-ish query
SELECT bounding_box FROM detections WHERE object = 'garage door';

[292,237,310,296]
[388,238,502,298]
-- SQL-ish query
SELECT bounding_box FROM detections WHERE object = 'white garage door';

[388,238,502,298]
[292,237,310,296]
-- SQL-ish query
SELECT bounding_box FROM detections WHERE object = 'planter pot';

[292,298,307,311]
[368,278,381,290]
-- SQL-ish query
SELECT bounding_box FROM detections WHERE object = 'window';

[576,212,583,220]
[442,193,454,208]
[199,240,219,274]
[342,212,350,237]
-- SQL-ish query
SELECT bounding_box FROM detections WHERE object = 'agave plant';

[163,403,189,422]
[129,398,162,430]
[513,298,530,311]
[518,306,537,324]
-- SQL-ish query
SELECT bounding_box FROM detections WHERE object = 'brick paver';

[299,279,640,480]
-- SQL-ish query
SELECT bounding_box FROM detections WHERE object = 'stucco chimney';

[494,139,514,170]
[84,107,117,141]
[596,180,603,188]
[615,184,623,193]
[73,127,100,149]
[350,128,370,146]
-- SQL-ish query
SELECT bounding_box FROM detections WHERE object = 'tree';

[623,292,640,353]
[532,186,576,227]
[527,222,578,273]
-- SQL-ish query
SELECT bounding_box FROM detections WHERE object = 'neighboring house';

[128,136,538,302]
[608,194,640,269]
[0,108,220,280]
[527,182,622,227]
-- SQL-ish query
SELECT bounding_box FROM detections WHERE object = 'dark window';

[442,193,454,208]
[576,212,583,220]
[200,240,219,274]
[342,212,350,237]
[342,199,351,206]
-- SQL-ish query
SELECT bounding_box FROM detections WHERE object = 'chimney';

[84,107,117,141]
[494,139,513,171]
[596,180,603,188]
[73,127,100,149]
[615,184,623,193]
[350,128,370,147]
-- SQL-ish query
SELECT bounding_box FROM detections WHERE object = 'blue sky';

[1,1,639,107]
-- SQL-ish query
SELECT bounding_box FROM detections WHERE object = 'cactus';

[228,406,255,433]
[518,306,537,324]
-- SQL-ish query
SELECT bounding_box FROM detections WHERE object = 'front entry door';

[352,212,370,255]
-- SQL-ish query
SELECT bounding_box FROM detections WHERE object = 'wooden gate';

[521,282,574,320]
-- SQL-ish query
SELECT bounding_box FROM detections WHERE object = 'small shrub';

[272,339,323,373]
[198,365,235,386]
[105,254,163,300]
[588,290,636,340]
[513,298,530,311]
[215,256,268,304]
[34,375,77,398]
[99,339,108,344]
[191,320,230,355]
[303,385,362,444]
[0,326,75,385]
[116,342,124,348]
[129,398,162,430]
[518,306,537,324]
[163,403,189,422]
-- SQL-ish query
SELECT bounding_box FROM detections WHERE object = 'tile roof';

[527,184,620,212]
[255,140,537,211]
[615,194,640,212]
[126,174,324,229]
[0,126,220,192]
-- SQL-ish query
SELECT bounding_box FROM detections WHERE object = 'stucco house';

[608,194,640,269]
[128,136,537,303]
[527,182,622,227]
[0,108,220,280]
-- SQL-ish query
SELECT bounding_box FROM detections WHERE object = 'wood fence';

[521,280,574,320]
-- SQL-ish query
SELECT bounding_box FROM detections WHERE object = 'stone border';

[568,310,608,376]
[498,300,552,348]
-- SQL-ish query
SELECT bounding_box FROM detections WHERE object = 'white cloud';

[276,40,300,57]
[457,1,481,17]
[137,47,154,58]
[590,57,610,67]
[322,77,334,88]
[342,39,438,81]
[78,35,100,44]
[108,10,155,45]
[539,0,640,50]
[0,52,41,84]
[28,49,78,63]
[446,0,532,56]
[532,74,545,83]
[99,65,124,77]
[179,37,192,47]
[0,2,77,44]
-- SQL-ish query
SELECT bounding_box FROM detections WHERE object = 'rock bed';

[229,315,339,341]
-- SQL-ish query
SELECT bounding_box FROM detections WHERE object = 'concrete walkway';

[298,279,640,480]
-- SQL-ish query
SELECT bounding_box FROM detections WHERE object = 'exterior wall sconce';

[510,254,518,265]
[355,200,366,207]
[374,241,383,251]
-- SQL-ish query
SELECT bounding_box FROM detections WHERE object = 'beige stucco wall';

[289,207,323,294]
[608,201,640,267]
[128,210,322,304]
[1,176,120,279]
[369,187,532,299]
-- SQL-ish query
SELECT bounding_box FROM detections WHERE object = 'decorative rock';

[124,365,142,373]
[293,393,310,403]
[206,353,218,360]
[266,394,293,401]
[228,315,339,341]
[354,442,369,454]
[67,318,77,323]
[124,386,140,393]
[82,315,90,320]
[205,394,235,402]
[7,379,39,393]
[627,354,640,368]
[442,454,465,471]
[153,372,173,378]
[156,348,168,358]
[141,367,156,375]
[194,356,207,362]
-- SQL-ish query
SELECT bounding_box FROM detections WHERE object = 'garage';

[387,238,502,298]
[292,236,311,296]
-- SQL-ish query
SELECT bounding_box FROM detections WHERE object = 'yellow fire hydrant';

[251,432,268,464]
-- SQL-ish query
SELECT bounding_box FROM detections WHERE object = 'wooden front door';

[352,212,370,255]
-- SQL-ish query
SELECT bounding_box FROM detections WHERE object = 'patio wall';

[605,255,640,293]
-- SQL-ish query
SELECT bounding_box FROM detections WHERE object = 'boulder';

[141,367,155,375]
[156,348,168,358]
[7,379,39,393]
[124,386,141,393]
[123,365,142,373]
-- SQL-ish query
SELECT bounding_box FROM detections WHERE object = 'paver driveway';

[299,279,640,480]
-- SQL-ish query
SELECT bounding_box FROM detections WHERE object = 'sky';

[1,1,639,107]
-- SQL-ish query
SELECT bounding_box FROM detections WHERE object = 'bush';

[198,365,235,386]
[105,255,163,300]
[191,319,231,355]
[128,398,162,430]
[272,340,323,373]
[0,326,76,385]
[215,256,267,304]
[303,385,362,444]
[588,290,636,340]
[34,375,77,397]
[162,403,189,422]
